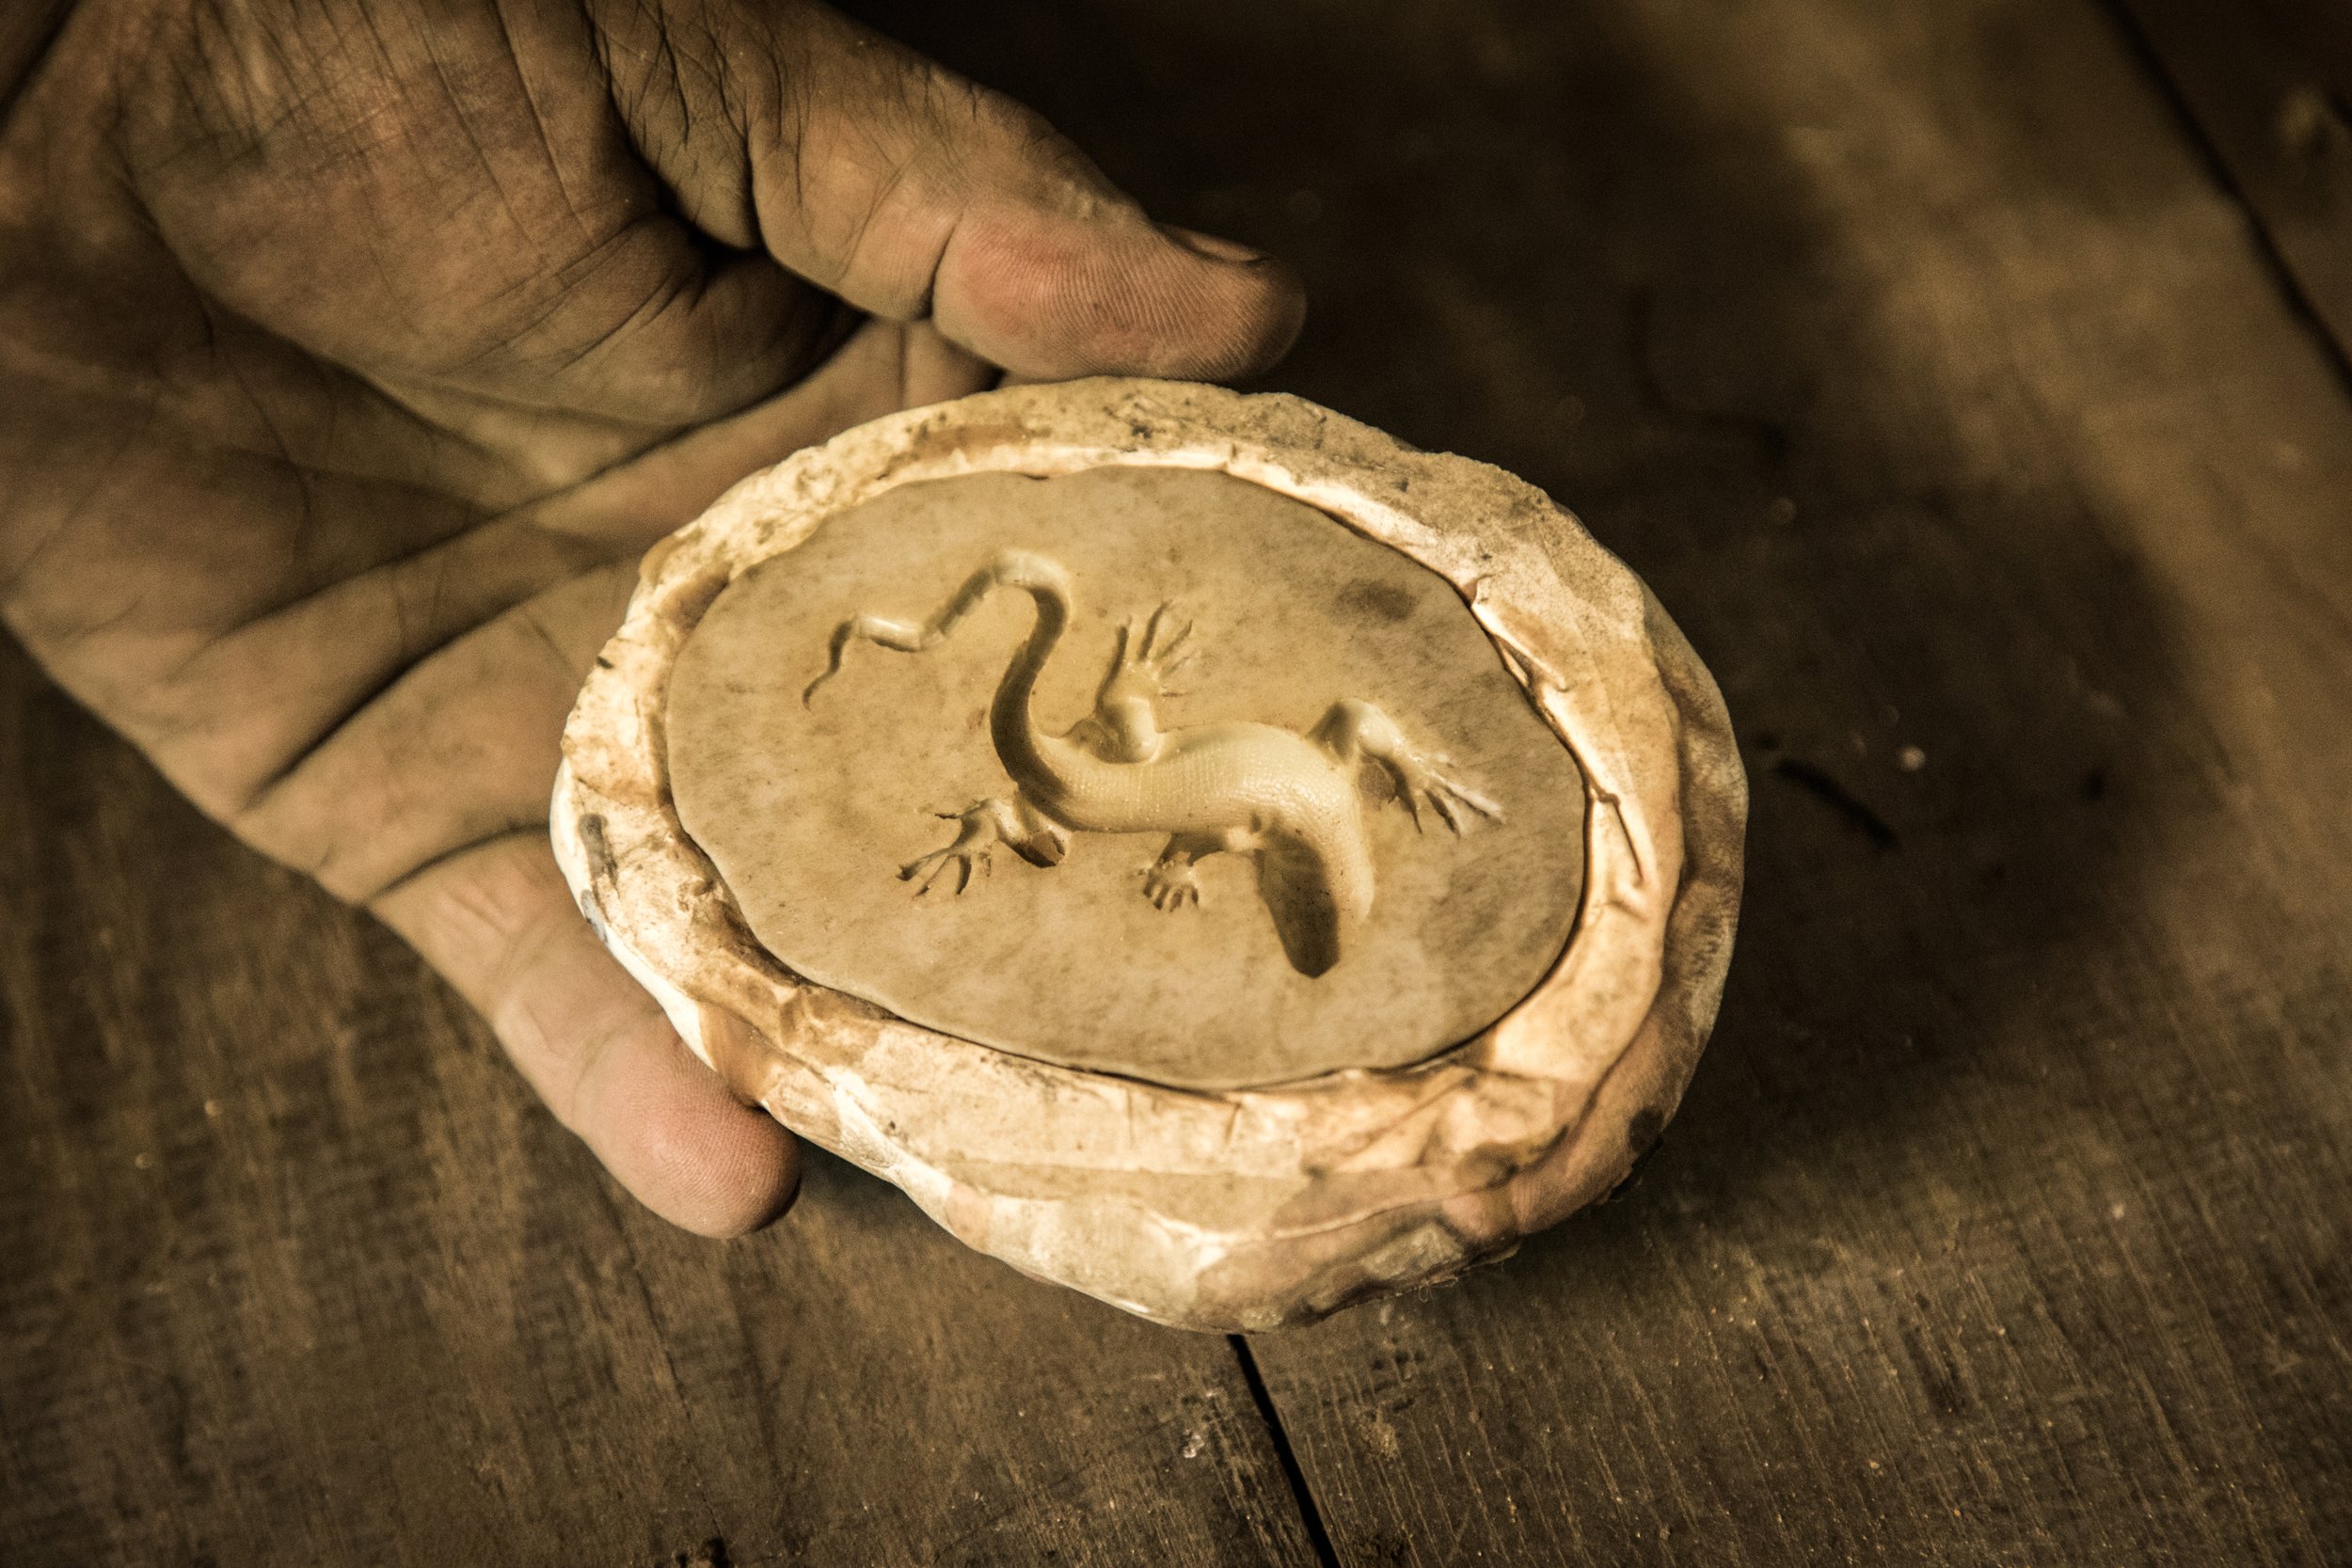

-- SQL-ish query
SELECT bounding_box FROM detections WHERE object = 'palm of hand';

[0,0,1298,1231]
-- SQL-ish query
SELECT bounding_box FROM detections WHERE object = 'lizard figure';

[803,549,1499,976]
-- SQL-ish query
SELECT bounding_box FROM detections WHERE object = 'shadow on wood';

[844,0,2352,1562]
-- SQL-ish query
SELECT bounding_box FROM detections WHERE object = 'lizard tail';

[803,550,1073,705]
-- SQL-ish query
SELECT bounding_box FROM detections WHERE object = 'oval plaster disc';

[554,377,1745,1332]
[665,466,1586,1091]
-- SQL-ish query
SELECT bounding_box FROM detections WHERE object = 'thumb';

[589,0,1304,380]
[373,832,803,1238]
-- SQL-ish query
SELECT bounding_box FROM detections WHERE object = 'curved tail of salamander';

[803,549,1075,707]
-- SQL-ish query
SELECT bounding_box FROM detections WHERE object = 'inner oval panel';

[666,467,1585,1090]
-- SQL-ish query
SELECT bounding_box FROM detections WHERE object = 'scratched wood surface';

[0,656,1319,1566]
[2119,0,2352,370]
[7,0,2352,1564]
[866,0,2352,1563]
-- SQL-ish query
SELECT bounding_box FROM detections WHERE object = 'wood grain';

[9,0,2352,1561]
[2117,0,2352,371]
[0,651,1315,1562]
[1244,2,2352,1562]
[847,0,2352,1561]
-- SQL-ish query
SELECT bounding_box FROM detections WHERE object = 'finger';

[114,0,850,437]
[373,832,800,1237]
[358,243,860,447]
[526,316,993,551]
[590,0,1305,380]
[230,562,636,901]
[182,320,988,833]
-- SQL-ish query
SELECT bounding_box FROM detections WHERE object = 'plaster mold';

[554,377,1745,1330]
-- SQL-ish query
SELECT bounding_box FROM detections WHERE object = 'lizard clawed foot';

[1143,858,1202,911]
[1393,754,1503,835]
[899,803,1002,895]
[1120,602,1197,691]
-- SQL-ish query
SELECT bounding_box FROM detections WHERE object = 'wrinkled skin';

[0,0,1302,1234]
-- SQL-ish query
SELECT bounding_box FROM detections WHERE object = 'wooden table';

[7,1,2347,1561]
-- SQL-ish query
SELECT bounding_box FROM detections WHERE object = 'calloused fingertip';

[608,1047,806,1238]
[672,1114,803,1238]
[1147,230,1308,380]
[934,210,1308,384]
[1230,253,1310,376]
[378,834,804,1240]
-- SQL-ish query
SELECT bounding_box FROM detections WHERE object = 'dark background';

[6,0,2349,1563]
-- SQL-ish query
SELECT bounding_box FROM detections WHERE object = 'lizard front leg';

[902,795,1069,895]
[1075,603,1196,762]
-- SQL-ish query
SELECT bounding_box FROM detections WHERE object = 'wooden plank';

[850,0,2352,1560]
[15,0,2351,1560]
[1231,0,2352,1560]
[2116,0,2352,372]
[0,641,1317,1565]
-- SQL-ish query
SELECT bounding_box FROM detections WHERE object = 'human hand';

[0,0,1301,1233]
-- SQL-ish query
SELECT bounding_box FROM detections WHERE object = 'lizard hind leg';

[1311,698,1503,834]
[999,792,1071,867]
[900,796,1068,895]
